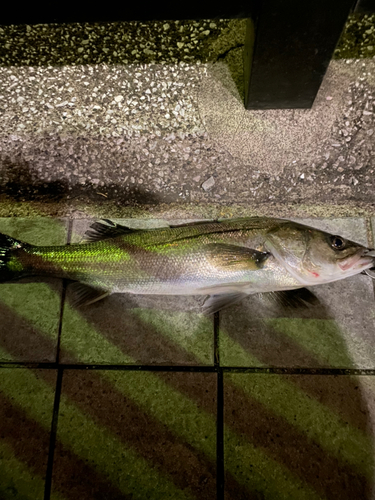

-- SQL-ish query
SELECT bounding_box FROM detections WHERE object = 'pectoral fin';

[206,244,270,271]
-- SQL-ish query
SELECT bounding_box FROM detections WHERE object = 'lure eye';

[331,236,346,250]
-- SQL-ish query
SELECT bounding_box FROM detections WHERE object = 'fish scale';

[18,235,268,293]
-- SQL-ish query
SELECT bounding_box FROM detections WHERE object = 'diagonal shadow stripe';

[61,294,213,366]
[219,301,371,434]
[58,369,217,499]
[156,371,217,415]
[224,376,371,500]
[220,302,336,369]
[0,301,60,363]
[0,363,197,500]
[0,390,51,477]
[0,390,55,500]
[0,388,132,500]
[51,439,136,500]
[223,424,324,500]
[0,440,65,500]
[282,374,371,434]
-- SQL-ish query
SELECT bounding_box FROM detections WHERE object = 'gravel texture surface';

[0,15,374,219]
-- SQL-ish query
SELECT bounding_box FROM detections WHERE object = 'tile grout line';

[43,367,63,500]
[214,312,224,500]
[217,368,224,500]
[56,284,67,365]
[66,219,73,245]
[2,363,375,374]
[366,217,375,314]
[365,216,373,248]
[214,312,220,369]
[44,218,72,497]
[56,219,72,365]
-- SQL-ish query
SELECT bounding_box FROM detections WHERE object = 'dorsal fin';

[169,217,288,231]
[84,220,138,242]
[168,220,216,228]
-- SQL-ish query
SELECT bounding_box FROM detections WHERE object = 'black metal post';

[244,0,356,109]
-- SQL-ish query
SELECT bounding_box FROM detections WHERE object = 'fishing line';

[365,268,375,279]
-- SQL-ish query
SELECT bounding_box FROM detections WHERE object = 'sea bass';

[0,217,374,313]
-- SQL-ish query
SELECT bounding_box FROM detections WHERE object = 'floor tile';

[0,218,68,362]
[220,218,375,369]
[51,370,217,500]
[0,368,57,500]
[370,218,375,248]
[224,373,375,500]
[60,219,214,365]
[60,294,214,365]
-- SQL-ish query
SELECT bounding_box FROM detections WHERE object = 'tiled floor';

[1,217,375,499]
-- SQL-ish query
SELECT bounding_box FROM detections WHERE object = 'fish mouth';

[338,250,375,271]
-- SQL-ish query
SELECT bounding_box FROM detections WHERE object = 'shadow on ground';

[1,158,162,207]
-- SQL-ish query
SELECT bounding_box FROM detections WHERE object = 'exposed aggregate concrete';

[0,20,229,66]
[0,16,374,218]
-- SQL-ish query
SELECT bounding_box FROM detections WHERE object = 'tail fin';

[0,233,28,283]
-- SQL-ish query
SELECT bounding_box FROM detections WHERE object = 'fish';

[0,217,374,313]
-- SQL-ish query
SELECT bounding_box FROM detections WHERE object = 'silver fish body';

[0,217,374,311]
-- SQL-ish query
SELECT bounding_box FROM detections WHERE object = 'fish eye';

[331,236,346,250]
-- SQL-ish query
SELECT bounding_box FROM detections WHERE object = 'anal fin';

[68,282,110,307]
[203,292,247,315]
